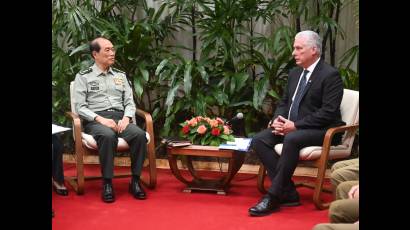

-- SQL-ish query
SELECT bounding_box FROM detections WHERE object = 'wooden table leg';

[167,154,191,185]
[167,146,246,195]
[186,156,204,181]
[222,151,246,185]
[184,155,227,194]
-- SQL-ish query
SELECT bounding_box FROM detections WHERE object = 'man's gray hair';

[295,30,322,56]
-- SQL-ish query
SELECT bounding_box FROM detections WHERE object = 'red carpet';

[52,164,332,230]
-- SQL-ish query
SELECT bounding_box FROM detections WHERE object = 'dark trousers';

[251,128,342,197]
[84,111,147,179]
[52,134,64,183]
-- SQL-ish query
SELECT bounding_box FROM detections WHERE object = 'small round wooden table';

[167,145,246,195]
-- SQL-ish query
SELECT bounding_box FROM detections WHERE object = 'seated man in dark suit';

[249,30,345,216]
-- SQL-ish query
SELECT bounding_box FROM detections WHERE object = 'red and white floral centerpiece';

[179,116,235,146]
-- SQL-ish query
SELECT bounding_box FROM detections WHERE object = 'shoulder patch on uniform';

[79,67,92,75]
[112,67,125,74]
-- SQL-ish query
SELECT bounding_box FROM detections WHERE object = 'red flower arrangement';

[179,116,235,146]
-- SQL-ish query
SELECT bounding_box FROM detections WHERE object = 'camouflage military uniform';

[73,63,146,179]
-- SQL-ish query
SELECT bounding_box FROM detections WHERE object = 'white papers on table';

[52,124,71,134]
[219,137,252,151]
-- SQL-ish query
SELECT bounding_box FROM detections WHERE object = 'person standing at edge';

[249,30,345,216]
[73,37,147,203]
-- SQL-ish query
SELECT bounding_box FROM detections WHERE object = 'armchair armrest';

[135,109,154,141]
[66,112,83,142]
[312,123,359,209]
[66,112,85,156]
[135,108,157,188]
[316,123,359,167]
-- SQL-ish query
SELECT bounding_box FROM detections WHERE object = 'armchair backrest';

[69,81,78,141]
[339,89,359,148]
[70,81,76,114]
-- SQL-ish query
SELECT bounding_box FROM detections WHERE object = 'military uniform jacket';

[73,63,136,121]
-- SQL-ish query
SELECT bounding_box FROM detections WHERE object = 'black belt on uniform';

[102,108,123,112]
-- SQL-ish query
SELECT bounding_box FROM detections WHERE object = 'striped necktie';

[289,69,309,121]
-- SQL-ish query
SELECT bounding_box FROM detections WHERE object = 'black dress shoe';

[248,194,280,216]
[280,190,301,207]
[52,182,68,196]
[102,183,115,203]
[129,179,146,200]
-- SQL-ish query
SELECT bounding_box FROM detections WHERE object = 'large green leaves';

[53,0,358,143]
[253,76,270,110]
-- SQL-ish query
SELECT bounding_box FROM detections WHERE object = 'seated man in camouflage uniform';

[73,37,147,203]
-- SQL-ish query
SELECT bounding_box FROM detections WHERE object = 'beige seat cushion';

[273,90,358,161]
[274,143,351,161]
[81,132,150,152]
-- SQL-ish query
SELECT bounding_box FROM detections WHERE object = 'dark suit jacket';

[274,59,345,130]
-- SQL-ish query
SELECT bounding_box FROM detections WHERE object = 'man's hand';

[272,116,296,135]
[270,117,285,135]
[117,116,130,133]
[348,184,359,199]
[95,116,118,132]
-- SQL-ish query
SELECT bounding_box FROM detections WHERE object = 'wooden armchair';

[65,81,157,195]
[257,89,359,210]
